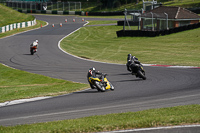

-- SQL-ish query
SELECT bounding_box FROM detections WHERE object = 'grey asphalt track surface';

[0,15,200,130]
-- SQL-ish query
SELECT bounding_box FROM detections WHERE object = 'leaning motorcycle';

[130,64,146,80]
[30,46,37,55]
[88,74,114,92]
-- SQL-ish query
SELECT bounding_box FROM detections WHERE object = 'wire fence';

[1,1,82,11]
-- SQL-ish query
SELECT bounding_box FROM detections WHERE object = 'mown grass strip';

[0,105,199,132]
[86,20,117,25]
[61,25,200,67]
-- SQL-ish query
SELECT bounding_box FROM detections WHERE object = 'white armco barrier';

[0,19,37,33]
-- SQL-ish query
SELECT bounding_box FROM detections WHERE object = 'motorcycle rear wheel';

[95,81,106,92]
[30,50,34,55]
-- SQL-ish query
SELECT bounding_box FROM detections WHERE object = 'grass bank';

[61,25,200,67]
[0,4,46,39]
[0,20,46,39]
[0,4,34,27]
[1,104,200,132]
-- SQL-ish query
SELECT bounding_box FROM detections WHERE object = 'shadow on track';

[74,89,114,94]
[117,78,144,82]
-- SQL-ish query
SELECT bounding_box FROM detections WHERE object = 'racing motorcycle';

[88,74,114,92]
[131,64,146,80]
[30,46,37,55]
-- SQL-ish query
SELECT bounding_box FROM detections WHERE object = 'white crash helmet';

[89,67,95,71]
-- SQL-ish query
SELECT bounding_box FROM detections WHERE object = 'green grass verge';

[81,16,124,19]
[86,20,117,25]
[61,25,200,67]
[0,64,89,103]
[1,104,200,132]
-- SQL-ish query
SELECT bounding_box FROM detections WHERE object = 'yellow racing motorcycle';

[88,74,114,92]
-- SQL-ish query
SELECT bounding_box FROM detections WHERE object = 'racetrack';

[0,15,200,126]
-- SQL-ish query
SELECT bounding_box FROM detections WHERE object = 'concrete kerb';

[0,88,91,107]
[0,97,51,107]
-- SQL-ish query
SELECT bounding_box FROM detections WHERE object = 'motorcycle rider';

[87,67,105,89]
[30,40,38,52]
[126,54,142,75]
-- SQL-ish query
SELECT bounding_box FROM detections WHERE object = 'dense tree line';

[56,0,136,8]
[100,0,136,8]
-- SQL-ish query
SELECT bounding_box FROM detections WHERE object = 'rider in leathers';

[30,40,38,51]
[87,67,104,89]
[126,54,142,75]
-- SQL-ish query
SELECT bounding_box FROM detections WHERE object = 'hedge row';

[116,22,200,37]
[86,11,124,16]
[117,20,139,26]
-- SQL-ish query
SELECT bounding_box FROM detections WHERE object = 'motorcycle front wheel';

[137,70,146,80]
[109,81,114,91]
[94,81,106,92]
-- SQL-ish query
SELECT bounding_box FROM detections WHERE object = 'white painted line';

[1,63,16,69]
[83,21,89,26]
[102,125,200,132]
[57,24,200,69]
[58,28,126,66]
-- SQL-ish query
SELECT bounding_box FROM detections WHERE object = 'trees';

[99,0,134,8]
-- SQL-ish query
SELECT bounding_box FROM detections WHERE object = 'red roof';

[141,6,200,19]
